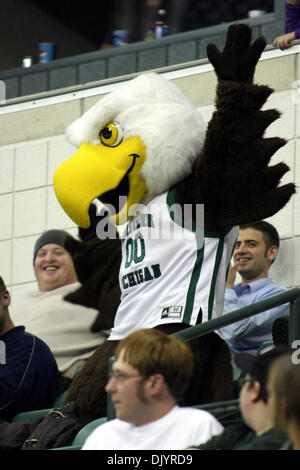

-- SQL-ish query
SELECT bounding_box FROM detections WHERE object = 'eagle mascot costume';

[53,25,295,424]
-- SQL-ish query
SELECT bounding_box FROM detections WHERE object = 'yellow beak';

[53,137,147,227]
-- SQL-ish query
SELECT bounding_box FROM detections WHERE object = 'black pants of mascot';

[65,325,233,425]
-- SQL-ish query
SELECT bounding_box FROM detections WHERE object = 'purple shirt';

[285,1,300,39]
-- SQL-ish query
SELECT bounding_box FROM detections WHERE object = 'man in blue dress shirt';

[220,221,289,356]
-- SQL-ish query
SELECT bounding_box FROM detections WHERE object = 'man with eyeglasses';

[82,328,223,450]
[187,346,291,450]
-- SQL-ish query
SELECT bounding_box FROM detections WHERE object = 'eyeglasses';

[110,371,143,383]
[238,377,252,388]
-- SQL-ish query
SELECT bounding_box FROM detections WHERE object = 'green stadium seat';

[12,390,69,422]
[12,408,52,423]
[52,390,68,408]
[52,417,107,450]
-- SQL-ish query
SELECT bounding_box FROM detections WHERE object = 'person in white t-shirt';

[82,328,223,450]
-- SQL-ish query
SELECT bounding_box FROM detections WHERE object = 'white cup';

[248,10,266,18]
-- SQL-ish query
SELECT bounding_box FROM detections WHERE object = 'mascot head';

[53,72,206,227]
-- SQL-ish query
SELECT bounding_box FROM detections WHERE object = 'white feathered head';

[54,72,207,227]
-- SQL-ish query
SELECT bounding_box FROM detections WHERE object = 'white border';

[1,44,300,116]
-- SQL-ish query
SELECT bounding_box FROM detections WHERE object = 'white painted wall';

[0,135,78,303]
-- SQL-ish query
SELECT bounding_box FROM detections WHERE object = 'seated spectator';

[219,221,289,356]
[273,1,300,50]
[82,328,223,450]
[267,352,300,450]
[10,229,109,378]
[0,276,59,421]
[188,346,290,450]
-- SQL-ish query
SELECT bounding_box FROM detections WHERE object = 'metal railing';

[169,287,300,425]
[173,287,300,345]
[106,288,300,420]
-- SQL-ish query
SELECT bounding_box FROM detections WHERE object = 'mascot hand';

[207,23,266,83]
[191,24,296,228]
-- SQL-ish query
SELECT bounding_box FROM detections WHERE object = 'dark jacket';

[0,326,59,421]
[0,402,82,450]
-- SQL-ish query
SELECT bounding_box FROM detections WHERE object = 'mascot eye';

[99,122,123,147]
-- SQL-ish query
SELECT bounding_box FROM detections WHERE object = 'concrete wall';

[0,11,285,100]
[1,43,300,308]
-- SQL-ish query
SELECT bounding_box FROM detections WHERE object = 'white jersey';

[109,190,238,340]
[82,405,224,450]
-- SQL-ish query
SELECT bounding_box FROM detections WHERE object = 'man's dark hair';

[240,220,280,251]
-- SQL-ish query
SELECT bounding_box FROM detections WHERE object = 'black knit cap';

[33,229,69,264]
[235,345,292,391]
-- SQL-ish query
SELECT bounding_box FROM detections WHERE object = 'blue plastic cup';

[113,30,128,46]
[39,42,56,63]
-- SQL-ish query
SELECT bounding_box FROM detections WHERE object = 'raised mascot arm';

[177,24,295,230]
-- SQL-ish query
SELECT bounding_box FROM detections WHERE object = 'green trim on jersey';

[225,236,238,281]
[208,236,225,320]
[166,188,236,324]
[166,188,202,323]
[183,243,205,324]
[166,188,196,233]
[166,188,233,238]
